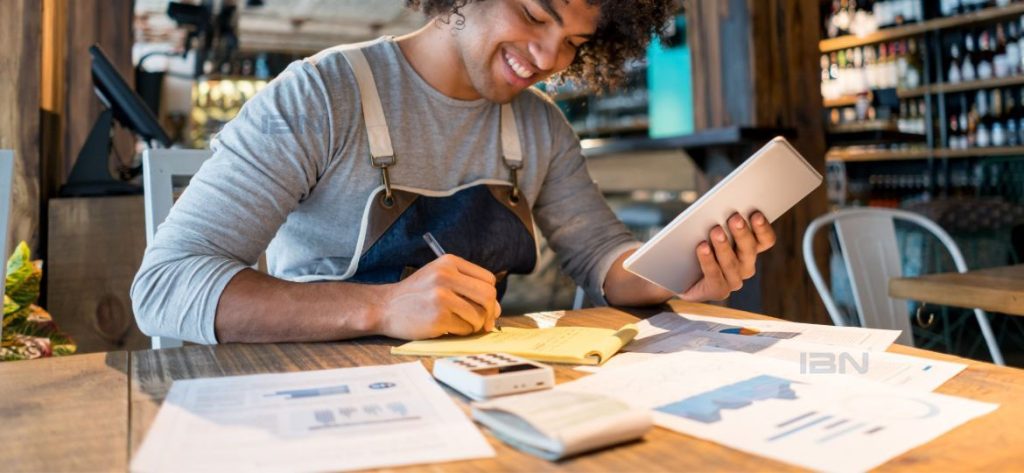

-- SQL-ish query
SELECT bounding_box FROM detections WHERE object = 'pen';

[422,232,501,332]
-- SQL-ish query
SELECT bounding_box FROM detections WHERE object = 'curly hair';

[405,0,676,90]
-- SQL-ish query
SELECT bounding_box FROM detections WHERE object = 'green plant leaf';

[5,242,41,307]
[3,295,19,316]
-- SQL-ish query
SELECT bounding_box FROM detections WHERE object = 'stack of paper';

[561,311,997,471]
[560,350,996,472]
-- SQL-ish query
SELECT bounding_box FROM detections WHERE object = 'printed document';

[636,311,901,351]
[606,327,967,391]
[560,351,997,472]
[131,362,494,473]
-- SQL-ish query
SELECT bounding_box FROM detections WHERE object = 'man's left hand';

[680,211,776,302]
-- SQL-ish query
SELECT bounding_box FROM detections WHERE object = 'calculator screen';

[471,363,541,376]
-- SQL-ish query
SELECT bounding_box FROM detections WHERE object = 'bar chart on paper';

[299,400,420,433]
[655,375,798,423]
[131,363,495,473]
[559,351,997,472]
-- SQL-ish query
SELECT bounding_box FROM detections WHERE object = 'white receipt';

[522,311,566,329]
[131,362,494,472]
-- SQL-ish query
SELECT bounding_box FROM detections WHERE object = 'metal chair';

[803,207,1005,365]
[142,149,214,349]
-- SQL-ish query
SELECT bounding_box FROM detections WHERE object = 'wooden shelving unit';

[820,3,1024,53]
[932,75,1024,95]
[823,95,863,108]
[827,146,1024,162]
[821,3,1024,167]
[576,120,650,138]
[826,148,932,162]
[826,76,1024,107]
[581,126,794,158]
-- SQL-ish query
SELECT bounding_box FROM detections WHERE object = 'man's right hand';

[375,254,501,340]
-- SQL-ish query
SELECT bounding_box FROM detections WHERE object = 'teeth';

[505,52,534,79]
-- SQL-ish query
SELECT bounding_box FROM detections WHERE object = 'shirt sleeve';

[130,59,343,344]
[531,103,641,305]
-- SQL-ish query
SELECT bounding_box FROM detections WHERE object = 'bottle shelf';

[827,146,1024,162]
[823,95,865,108]
[824,76,1024,106]
[820,3,1024,53]
[581,126,794,157]
[932,74,1024,95]
[575,120,651,138]
[827,121,927,144]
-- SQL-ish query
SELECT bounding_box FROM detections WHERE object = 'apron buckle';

[370,155,396,207]
[504,156,522,204]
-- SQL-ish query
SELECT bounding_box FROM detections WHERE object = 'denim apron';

[335,46,538,298]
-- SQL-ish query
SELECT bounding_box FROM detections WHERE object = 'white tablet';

[623,137,822,294]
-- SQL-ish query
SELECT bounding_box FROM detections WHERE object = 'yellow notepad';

[391,324,638,365]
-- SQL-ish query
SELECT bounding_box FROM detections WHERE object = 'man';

[131,0,776,345]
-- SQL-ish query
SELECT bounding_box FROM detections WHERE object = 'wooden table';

[890,264,1024,316]
[4,301,1024,471]
[0,351,130,472]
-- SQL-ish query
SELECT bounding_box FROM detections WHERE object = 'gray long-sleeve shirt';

[130,38,640,344]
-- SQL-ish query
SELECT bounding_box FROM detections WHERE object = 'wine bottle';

[995,23,1010,78]
[940,0,962,17]
[1005,89,1019,146]
[963,32,978,81]
[960,94,972,149]
[905,38,922,88]
[1008,20,1021,77]
[886,43,900,88]
[864,46,878,89]
[950,113,962,149]
[992,89,1006,147]
[948,41,963,83]
[978,29,994,80]
[976,90,991,147]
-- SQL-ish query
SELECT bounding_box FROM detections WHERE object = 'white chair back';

[0,149,12,280]
[142,149,214,349]
[803,207,1005,365]
[0,150,13,330]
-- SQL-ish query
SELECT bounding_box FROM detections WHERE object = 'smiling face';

[450,0,601,103]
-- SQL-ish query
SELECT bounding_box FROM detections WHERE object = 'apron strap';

[501,103,523,202]
[341,43,525,205]
[341,47,397,204]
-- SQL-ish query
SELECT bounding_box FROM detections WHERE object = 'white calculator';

[432,353,555,401]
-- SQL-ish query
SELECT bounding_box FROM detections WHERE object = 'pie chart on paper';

[719,327,761,336]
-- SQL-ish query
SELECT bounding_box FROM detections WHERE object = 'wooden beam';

[685,0,830,324]
[41,0,68,200]
[0,0,42,254]
[687,0,765,129]
[746,0,830,324]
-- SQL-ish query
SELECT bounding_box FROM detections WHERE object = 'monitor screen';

[89,44,172,148]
